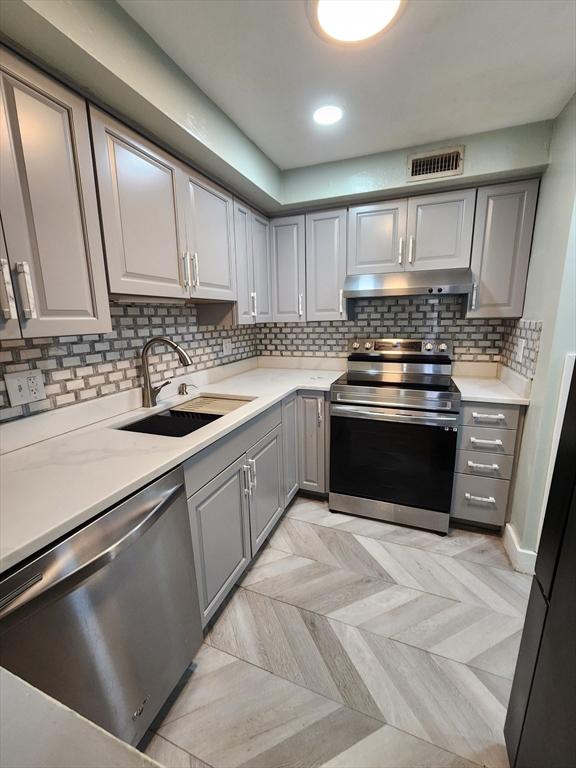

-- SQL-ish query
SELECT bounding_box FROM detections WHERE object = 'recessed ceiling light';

[314,0,403,43]
[313,105,343,125]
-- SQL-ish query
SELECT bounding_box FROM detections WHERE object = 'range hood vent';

[408,145,464,181]
[343,269,474,299]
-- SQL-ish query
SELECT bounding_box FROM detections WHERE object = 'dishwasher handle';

[0,476,184,620]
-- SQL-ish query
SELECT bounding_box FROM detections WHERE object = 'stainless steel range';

[329,339,461,534]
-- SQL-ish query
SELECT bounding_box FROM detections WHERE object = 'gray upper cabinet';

[282,394,299,506]
[252,212,273,322]
[0,50,111,337]
[0,221,20,340]
[298,392,326,494]
[247,425,284,555]
[233,201,255,324]
[271,215,306,322]
[306,209,347,321]
[347,200,407,275]
[181,171,236,301]
[188,455,251,625]
[91,108,187,300]
[467,180,538,318]
[406,189,476,271]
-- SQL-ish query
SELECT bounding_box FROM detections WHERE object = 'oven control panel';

[348,339,453,356]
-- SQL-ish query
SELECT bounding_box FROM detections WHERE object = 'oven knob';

[438,343,448,352]
[364,342,372,350]
[352,341,360,350]
[424,342,434,351]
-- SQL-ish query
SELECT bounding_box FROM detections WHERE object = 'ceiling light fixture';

[313,105,343,125]
[311,0,403,43]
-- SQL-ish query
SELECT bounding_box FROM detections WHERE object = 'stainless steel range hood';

[343,268,474,299]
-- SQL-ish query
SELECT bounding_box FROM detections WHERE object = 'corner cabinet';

[180,171,236,301]
[271,215,306,322]
[90,108,188,300]
[306,209,347,321]
[467,180,538,318]
[298,392,326,494]
[234,202,272,324]
[0,49,110,337]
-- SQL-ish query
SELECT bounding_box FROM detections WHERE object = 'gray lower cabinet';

[467,179,538,318]
[298,392,326,494]
[270,215,306,322]
[282,393,299,505]
[247,425,284,555]
[188,455,251,625]
[406,189,476,271]
[0,48,111,336]
[306,209,347,321]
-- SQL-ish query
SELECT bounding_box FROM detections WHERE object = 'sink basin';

[119,410,222,437]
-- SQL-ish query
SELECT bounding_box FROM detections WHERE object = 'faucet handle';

[153,379,172,396]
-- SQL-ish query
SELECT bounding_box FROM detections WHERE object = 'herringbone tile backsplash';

[0,296,541,422]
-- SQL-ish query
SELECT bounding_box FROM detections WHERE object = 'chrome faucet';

[141,336,192,407]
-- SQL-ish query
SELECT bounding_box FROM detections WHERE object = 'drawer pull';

[470,437,503,447]
[472,412,505,421]
[467,460,500,471]
[465,492,496,505]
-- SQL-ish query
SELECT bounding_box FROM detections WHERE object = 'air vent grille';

[408,146,464,181]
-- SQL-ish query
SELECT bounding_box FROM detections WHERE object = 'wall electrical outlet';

[222,339,232,356]
[4,371,46,406]
[515,339,526,363]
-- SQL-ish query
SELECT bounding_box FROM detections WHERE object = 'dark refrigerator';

[504,364,576,768]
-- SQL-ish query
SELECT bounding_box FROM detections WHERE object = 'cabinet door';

[247,425,284,555]
[271,216,305,322]
[347,200,407,275]
[0,52,111,336]
[252,212,273,322]
[406,189,476,271]
[282,394,299,505]
[298,392,326,494]
[468,180,538,318]
[234,201,255,324]
[188,455,251,625]
[0,220,21,340]
[90,108,187,300]
[184,172,236,301]
[306,209,347,321]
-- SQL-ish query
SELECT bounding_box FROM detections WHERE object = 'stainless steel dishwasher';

[0,466,203,746]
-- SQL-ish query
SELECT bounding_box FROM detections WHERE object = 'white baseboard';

[504,523,537,574]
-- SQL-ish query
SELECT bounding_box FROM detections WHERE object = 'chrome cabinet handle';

[408,236,415,264]
[465,492,496,505]
[242,465,251,496]
[248,458,257,489]
[182,252,192,288]
[251,292,257,318]
[470,437,503,447]
[298,293,303,317]
[472,412,505,421]
[192,252,200,287]
[471,282,479,310]
[15,261,37,319]
[317,398,323,426]
[339,289,344,315]
[467,460,500,471]
[398,237,404,264]
[0,258,17,320]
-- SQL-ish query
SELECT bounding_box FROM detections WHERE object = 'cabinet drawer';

[456,450,514,480]
[458,426,517,455]
[451,473,510,527]
[460,403,519,430]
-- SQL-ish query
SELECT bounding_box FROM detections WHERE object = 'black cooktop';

[333,373,459,394]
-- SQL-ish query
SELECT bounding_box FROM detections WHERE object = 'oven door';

[330,404,458,515]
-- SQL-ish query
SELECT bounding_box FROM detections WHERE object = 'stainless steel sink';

[119,409,222,437]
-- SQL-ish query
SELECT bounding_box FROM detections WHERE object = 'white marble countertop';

[0,368,340,574]
[453,375,530,405]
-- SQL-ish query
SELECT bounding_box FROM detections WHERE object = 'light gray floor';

[146,496,530,768]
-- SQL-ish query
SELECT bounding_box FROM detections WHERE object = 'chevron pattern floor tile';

[287,497,513,570]
[207,589,511,768]
[270,517,530,616]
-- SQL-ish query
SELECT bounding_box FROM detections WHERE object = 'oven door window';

[330,414,457,513]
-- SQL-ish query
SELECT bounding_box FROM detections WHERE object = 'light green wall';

[1,0,551,213]
[509,94,576,552]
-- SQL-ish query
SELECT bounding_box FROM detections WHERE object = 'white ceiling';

[119,0,576,170]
